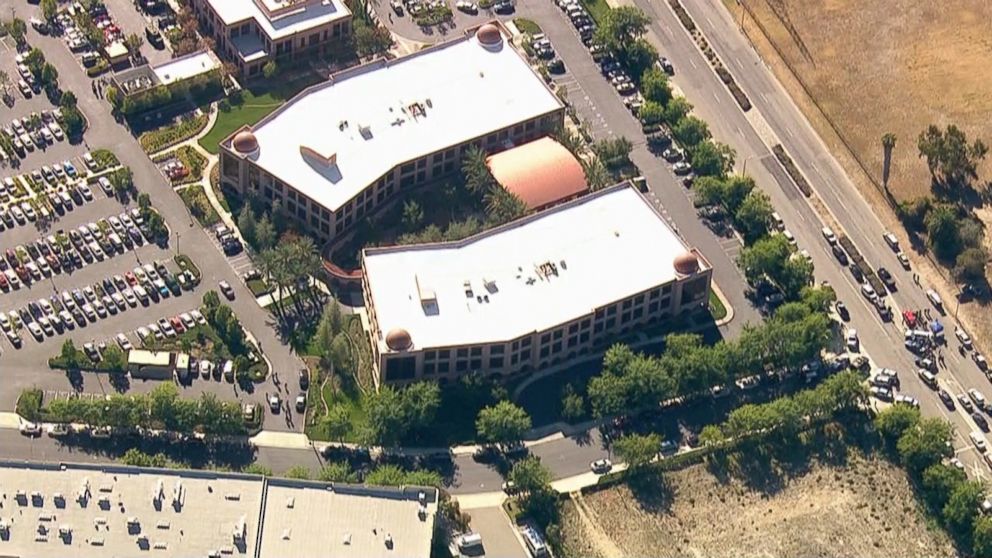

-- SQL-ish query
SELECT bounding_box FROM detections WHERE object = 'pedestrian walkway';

[249,430,312,449]
[0,412,22,429]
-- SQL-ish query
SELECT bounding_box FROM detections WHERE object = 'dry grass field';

[738,0,992,203]
[561,453,953,558]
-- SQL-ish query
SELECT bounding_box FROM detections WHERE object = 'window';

[520,349,531,361]
[568,336,578,348]
[491,345,505,355]
[569,324,578,334]
[621,311,631,323]
[635,294,645,305]
[424,363,436,375]
[594,322,604,334]
[650,289,660,300]
[457,348,468,358]
[522,338,532,348]
[633,308,643,319]
[540,333,551,344]
[552,342,562,353]
[384,356,416,381]
[438,362,450,373]
[579,332,590,343]
[425,350,436,361]
[605,318,616,329]
[439,349,450,359]
[470,347,482,357]
[540,347,550,358]
[553,330,562,340]
[648,301,660,313]
[622,300,632,310]
[581,319,591,330]
[470,359,481,369]
[662,284,673,295]
[489,357,504,369]
[607,306,616,316]
[456,361,468,372]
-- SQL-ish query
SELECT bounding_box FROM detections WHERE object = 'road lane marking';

[689,58,698,69]
[712,91,722,104]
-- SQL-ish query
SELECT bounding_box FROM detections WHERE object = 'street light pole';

[741,155,755,176]
[175,231,180,255]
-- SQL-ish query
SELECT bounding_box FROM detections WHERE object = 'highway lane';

[632,0,992,474]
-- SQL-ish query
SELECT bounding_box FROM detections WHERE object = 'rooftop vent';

[359,124,373,140]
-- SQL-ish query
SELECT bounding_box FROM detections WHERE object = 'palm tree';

[0,70,10,98]
[461,146,495,196]
[257,249,286,321]
[289,237,323,315]
[582,158,611,191]
[552,124,585,157]
[881,133,897,192]
[484,185,527,225]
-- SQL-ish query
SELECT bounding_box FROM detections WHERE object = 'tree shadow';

[627,468,675,513]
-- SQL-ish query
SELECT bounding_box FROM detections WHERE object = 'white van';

[456,533,483,553]
[926,289,943,310]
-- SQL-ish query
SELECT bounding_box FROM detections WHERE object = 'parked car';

[590,458,612,474]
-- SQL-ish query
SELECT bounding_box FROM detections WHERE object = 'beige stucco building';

[361,182,714,385]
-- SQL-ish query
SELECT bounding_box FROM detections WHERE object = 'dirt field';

[738,0,992,203]
[562,453,953,558]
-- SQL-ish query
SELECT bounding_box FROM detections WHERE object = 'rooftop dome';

[232,130,259,154]
[674,251,699,275]
[476,24,503,50]
[385,328,413,351]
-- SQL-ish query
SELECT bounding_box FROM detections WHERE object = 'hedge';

[771,144,812,197]
[669,0,696,32]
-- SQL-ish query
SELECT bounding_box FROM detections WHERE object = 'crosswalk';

[206,232,253,276]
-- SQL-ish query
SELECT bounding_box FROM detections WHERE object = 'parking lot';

[102,0,173,66]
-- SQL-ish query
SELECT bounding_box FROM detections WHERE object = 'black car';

[835,300,850,321]
[849,262,864,282]
[145,26,164,48]
[877,267,897,291]
[222,239,244,256]
[493,1,514,13]
[546,58,565,74]
[299,369,310,390]
[658,57,674,74]
[831,244,848,265]
[937,390,953,408]
[974,412,990,432]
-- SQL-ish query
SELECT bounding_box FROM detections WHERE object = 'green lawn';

[513,18,542,35]
[199,91,284,154]
[580,0,611,24]
[709,290,728,321]
[199,75,324,154]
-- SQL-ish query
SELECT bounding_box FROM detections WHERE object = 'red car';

[170,316,185,333]
[125,271,138,286]
[15,266,29,283]
[0,274,8,290]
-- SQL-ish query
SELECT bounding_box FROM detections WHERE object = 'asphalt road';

[637,0,992,477]
[0,0,307,432]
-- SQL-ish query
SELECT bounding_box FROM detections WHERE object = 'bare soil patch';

[565,453,952,557]
[738,0,992,203]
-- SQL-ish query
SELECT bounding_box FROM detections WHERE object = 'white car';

[115,333,133,351]
[956,327,973,350]
[147,322,163,340]
[860,283,877,302]
[821,226,837,244]
[971,431,987,453]
[190,309,206,325]
[590,458,613,474]
[136,326,151,341]
[845,329,859,352]
[122,289,138,307]
[782,229,796,245]
[27,322,44,341]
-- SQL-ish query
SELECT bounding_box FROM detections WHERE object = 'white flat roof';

[363,184,706,351]
[258,482,437,558]
[244,30,562,213]
[0,462,438,558]
[151,50,219,86]
[208,0,350,41]
[0,463,263,558]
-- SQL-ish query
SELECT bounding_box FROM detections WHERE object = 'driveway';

[0,0,307,433]
[466,506,529,558]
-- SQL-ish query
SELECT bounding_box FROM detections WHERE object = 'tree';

[400,382,441,432]
[897,417,953,474]
[974,516,992,558]
[921,463,966,512]
[353,24,393,58]
[243,463,273,476]
[125,33,144,59]
[560,385,585,422]
[925,204,962,260]
[262,61,279,79]
[41,0,58,20]
[698,424,726,446]
[238,206,257,246]
[255,216,276,250]
[476,401,532,448]
[484,185,527,225]
[105,85,123,109]
[402,200,424,231]
[592,137,633,170]
[60,339,80,369]
[691,141,736,177]
[508,456,552,493]
[203,290,220,311]
[462,146,496,195]
[60,90,78,110]
[640,68,672,106]
[284,465,311,480]
[102,345,127,373]
[109,167,133,198]
[581,158,611,191]
[594,6,652,74]
[329,332,353,374]
[738,233,793,285]
[734,190,774,244]
[318,461,358,483]
[120,449,169,468]
[39,63,58,88]
[0,70,10,96]
[943,480,985,543]
[954,247,988,282]
[8,18,26,44]
[664,96,693,125]
[673,116,711,148]
[321,405,351,442]
[881,132,897,190]
[613,432,661,471]
[917,124,988,186]
[638,100,665,126]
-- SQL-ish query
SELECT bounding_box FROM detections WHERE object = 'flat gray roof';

[0,461,438,558]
